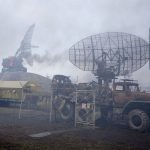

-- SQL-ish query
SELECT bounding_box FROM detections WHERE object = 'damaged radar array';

[2,24,37,72]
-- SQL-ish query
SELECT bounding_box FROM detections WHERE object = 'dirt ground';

[0,107,150,150]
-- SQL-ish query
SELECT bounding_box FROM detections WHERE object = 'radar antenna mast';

[1,24,37,72]
[15,24,37,58]
[69,32,149,84]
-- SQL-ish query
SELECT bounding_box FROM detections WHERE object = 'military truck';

[110,79,150,131]
[51,75,150,131]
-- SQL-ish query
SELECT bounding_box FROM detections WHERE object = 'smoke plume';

[25,50,67,66]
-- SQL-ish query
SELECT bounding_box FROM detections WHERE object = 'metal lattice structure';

[15,24,36,58]
[75,90,95,128]
[69,32,149,76]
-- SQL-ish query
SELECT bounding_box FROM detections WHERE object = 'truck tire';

[53,97,74,121]
[60,102,74,120]
[128,109,150,132]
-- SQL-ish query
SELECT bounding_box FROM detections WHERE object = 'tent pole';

[18,82,23,119]
[49,84,53,123]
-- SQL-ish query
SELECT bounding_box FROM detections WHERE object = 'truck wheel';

[128,109,150,132]
[53,97,74,121]
[60,102,74,120]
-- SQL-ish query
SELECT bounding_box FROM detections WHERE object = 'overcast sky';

[0,0,150,85]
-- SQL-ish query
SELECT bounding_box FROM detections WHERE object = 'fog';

[0,0,150,84]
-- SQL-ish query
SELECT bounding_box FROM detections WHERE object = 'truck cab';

[111,79,150,131]
[112,79,140,107]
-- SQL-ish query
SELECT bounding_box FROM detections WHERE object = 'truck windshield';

[127,85,138,92]
[115,85,124,91]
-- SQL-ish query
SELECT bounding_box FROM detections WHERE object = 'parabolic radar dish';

[69,32,149,76]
